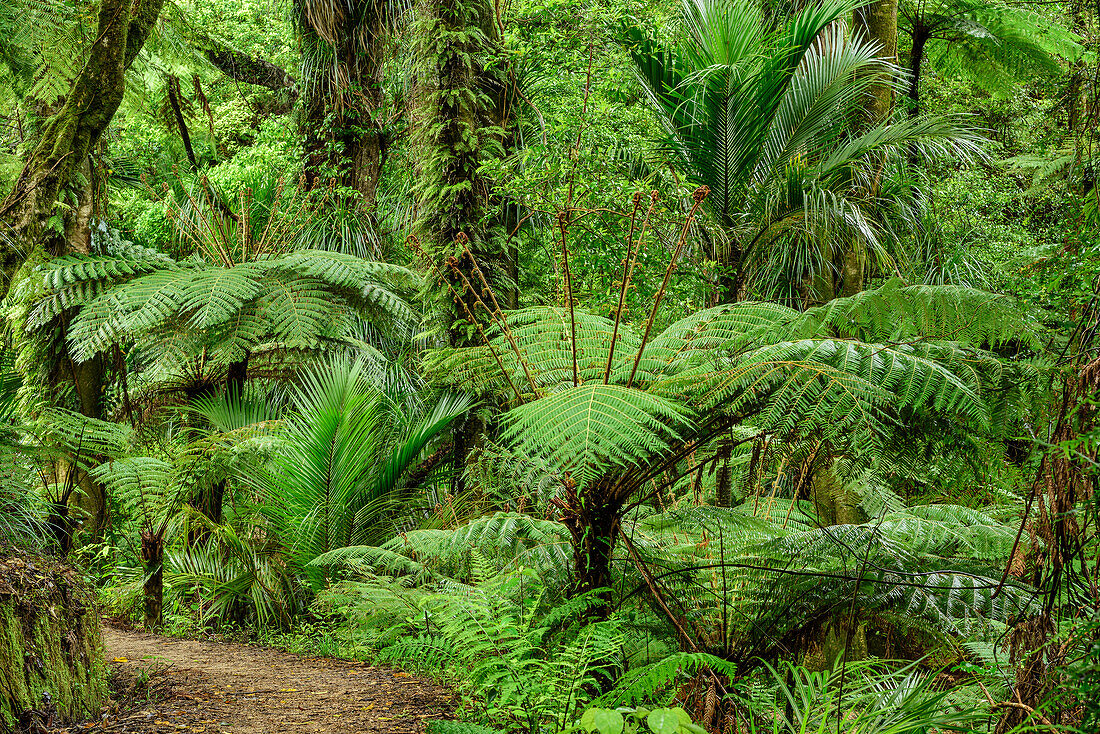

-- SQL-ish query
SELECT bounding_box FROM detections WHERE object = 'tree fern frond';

[503,384,693,488]
[790,278,1041,348]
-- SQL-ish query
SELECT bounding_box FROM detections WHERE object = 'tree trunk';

[837,1,897,297]
[715,440,733,508]
[141,531,165,630]
[907,28,929,119]
[837,243,866,297]
[559,480,621,618]
[412,0,508,490]
[298,0,387,212]
[187,352,248,543]
[225,352,249,399]
[61,157,110,535]
[852,0,898,124]
[47,499,75,555]
[809,465,862,526]
[167,76,198,168]
[0,0,165,291]
[200,39,298,97]
[71,352,110,532]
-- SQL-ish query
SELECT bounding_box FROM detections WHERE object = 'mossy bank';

[0,549,105,732]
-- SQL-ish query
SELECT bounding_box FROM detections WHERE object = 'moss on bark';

[0,551,105,733]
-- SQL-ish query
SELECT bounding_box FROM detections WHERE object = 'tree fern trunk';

[907,28,929,119]
[298,0,387,213]
[715,441,733,508]
[167,75,198,169]
[187,352,248,543]
[559,479,620,618]
[141,531,165,631]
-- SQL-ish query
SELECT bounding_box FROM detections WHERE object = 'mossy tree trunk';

[822,0,898,299]
[853,0,898,124]
[0,0,164,288]
[1,0,162,543]
[0,554,106,731]
[556,476,623,619]
[297,0,390,213]
[411,0,507,491]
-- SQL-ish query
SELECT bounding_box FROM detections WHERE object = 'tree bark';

[852,0,899,124]
[907,28,929,119]
[298,0,388,211]
[187,351,248,543]
[840,0,898,297]
[141,531,165,630]
[167,76,198,168]
[715,440,733,508]
[200,42,298,97]
[557,477,621,618]
[411,0,508,490]
[0,0,165,288]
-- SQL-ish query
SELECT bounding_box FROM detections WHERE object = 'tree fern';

[91,456,185,532]
[503,385,694,489]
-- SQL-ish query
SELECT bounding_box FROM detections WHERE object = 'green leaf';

[591,710,625,734]
[645,709,680,734]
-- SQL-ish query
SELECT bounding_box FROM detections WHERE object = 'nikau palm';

[625,0,981,301]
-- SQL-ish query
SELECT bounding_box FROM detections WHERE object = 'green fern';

[596,652,741,706]
[503,385,694,489]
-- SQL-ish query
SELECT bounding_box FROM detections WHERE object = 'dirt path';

[61,627,454,734]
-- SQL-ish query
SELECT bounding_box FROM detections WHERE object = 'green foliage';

[428,721,505,734]
[27,249,416,364]
[503,384,693,489]
[259,356,471,580]
[573,706,704,734]
[742,660,984,733]
[431,280,1038,491]
[169,519,301,627]
[902,0,1081,100]
[375,572,623,733]
[1,0,1094,728]
[624,0,981,296]
[313,510,573,587]
[91,456,186,534]
[596,653,741,707]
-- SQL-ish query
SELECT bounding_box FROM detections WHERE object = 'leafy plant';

[624,0,982,300]
[572,706,705,734]
[375,571,622,734]
[429,278,1039,610]
[259,355,472,582]
[741,660,984,734]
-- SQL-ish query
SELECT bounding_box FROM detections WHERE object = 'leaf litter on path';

[48,626,454,734]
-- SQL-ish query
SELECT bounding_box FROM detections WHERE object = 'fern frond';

[597,651,741,706]
[788,278,1041,348]
[503,384,694,488]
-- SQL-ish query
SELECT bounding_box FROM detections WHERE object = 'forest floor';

[50,626,454,734]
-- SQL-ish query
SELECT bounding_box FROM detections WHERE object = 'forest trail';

[63,627,454,734]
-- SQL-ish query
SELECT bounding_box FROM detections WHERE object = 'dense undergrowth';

[3,0,1099,729]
